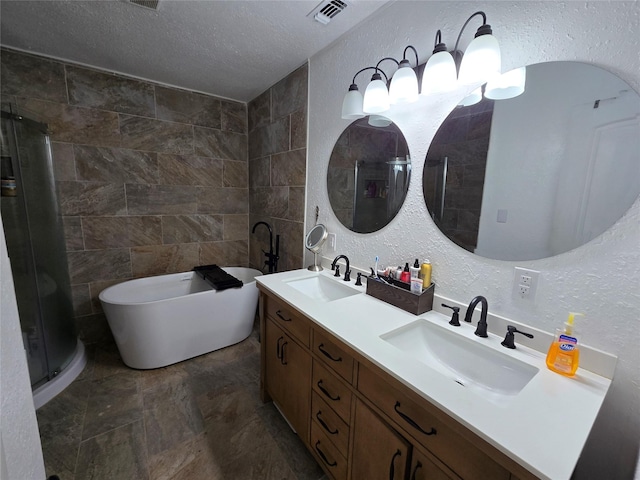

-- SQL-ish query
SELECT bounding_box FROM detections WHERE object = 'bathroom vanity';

[256,270,614,480]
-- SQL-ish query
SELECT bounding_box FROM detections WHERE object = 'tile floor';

[36,323,326,480]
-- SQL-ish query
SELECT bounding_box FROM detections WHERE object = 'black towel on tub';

[193,265,243,291]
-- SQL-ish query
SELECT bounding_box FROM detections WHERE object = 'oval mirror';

[328,116,411,233]
[306,224,328,271]
[423,61,640,261]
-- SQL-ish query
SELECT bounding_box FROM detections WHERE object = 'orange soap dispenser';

[546,312,584,377]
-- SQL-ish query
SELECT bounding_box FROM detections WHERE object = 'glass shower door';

[1,112,77,388]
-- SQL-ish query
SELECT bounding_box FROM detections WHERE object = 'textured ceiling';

[0,0,389,102]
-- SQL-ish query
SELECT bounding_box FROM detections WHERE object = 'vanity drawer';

[312,361,352,423]
[358,364,510,480]
[265,295,310,347]
[312,329,354,384]
[310,420,348,480]
[311,391,350,456]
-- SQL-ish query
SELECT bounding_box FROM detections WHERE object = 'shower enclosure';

[1,110,85,408]
[352,157,411,233]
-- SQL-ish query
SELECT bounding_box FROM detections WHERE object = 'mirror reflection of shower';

[353,156,411,233]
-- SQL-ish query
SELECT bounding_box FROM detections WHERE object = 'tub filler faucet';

[252,221,279,273]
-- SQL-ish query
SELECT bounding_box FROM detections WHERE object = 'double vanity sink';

[259,269,614,480]
[287,273,537,405]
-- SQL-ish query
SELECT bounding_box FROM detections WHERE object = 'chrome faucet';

[331,255,351,282]
[252,221,279,273]
[463,295,488,337]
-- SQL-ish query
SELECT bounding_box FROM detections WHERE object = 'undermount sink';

[285,275,360,302]
[381,318,539,405]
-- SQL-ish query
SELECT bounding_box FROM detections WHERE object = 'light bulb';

[485,66,526,100]
[389,60,419,105]
[341,85,365,119]
[421,51,457,95]
[363,73,390,114]
[458,33,501,85]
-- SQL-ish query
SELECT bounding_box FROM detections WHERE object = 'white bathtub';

[99,267,262,369]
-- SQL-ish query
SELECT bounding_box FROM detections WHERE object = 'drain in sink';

[454,379,465,387]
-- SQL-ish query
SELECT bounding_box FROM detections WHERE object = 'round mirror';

[305,224,328,253]
[328,116,411,233]
[423,61,640,261]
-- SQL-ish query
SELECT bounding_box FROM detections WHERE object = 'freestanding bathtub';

[99,267,262,369]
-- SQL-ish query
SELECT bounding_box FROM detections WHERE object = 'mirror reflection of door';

[423,61,640,261]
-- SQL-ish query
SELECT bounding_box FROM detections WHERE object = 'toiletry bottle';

[420,260,432,288]
[410,259,420,279]
[400,263,410,283]
[545,312,584,377]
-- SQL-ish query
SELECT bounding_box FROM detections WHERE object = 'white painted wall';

[0,217,46,479]
[306,2,640,478]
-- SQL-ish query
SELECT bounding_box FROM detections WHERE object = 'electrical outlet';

[327,233,337,253]
[512,267,540,302]
[518,284,530,298]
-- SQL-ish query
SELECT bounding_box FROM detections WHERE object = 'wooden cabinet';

[264,318,311,441]
[351,398,410,480]
[258,288,538,480]
[409,447,460,480]
[357,364,510,480]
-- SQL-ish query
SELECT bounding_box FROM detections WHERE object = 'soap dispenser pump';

[545,312,583,377]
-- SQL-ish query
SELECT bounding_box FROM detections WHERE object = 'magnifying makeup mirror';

[305,224,328,271]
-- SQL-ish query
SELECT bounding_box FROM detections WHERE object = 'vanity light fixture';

[389,46,420,105]
[363,67,391,113]
[341,11,506,119]
[421,31,457,95]
[485,66,526,100]
[455,11,501,85]
[368,115,393,127]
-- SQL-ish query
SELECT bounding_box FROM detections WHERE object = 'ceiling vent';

[128,0,160,10]
[310,0,349,25]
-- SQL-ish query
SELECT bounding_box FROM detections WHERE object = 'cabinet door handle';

[280,342,288,365]
[411,461,422,480]
[275,310,291,322]
[315,441,337,467]
[318,343,342,362]
[394,401,437,436]
[316,411,339,435]
[276,336,284,359]
[317,380,340,402]
[389,449,402,480]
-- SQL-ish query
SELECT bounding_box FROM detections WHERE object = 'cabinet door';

[351,399,410,480]
[265,318,311,442]
[409,447,460,480]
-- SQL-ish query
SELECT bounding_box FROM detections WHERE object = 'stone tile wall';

[1,48,249,343]
[247,64,307,272]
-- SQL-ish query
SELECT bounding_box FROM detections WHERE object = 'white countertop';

[256,269,614,480]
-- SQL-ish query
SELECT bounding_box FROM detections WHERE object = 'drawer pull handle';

[317,380,340,402]
[280,342,288,365]
[394,401,437,436]
[276,336,284,359]
[275,310,291,322]
[316,411,338,435]
[315,441,337,467]
[389,449,402,480]
[318,343,342,362]
[411,461,422,480]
